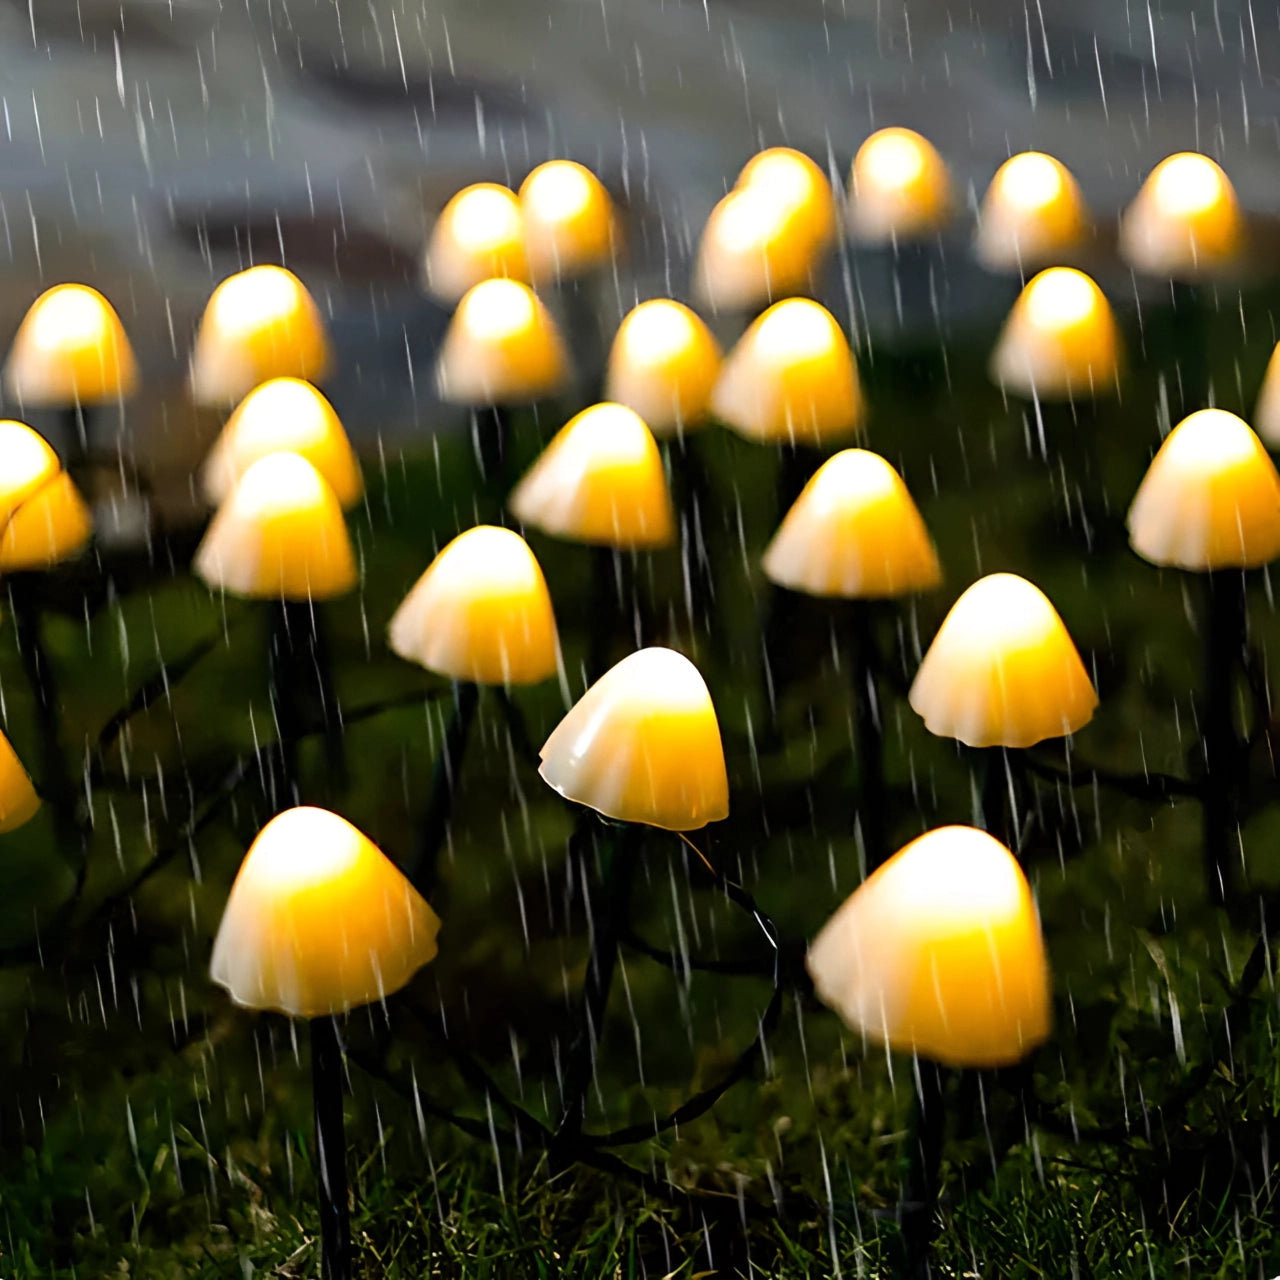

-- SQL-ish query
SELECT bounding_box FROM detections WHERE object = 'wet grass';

[4,279,1280,1275]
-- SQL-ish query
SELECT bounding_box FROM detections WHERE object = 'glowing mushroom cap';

[190,266,332,406]
[1127,409,1280,571]
[4,284,139,406]
[711,299,865,445]
[763,449,941,598]
[807,825,1051,1068]
[435,278,571,407]
[210,806,441,1019]
[519,160,617,283]
[508,402,675,548]
[201,378,363,510]
[737,147,838,255]
[974,152,1091,272]
[423,182,530,304]
[909,573,1098,748]
[1253,343,1280,448]
[389,526,560,686]
[539,647,729,830]
[847,127,953,244]
[1119,152,1245,280]
[989,267,1121,401]
[193,452,357,601]
[0,421,92,571]
[0,729,40,835]
[604,299,722,437]
[692,184,828,314]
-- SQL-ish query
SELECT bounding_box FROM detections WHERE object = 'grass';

[4,274,1280,1276]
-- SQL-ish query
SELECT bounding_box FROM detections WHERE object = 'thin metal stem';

[311,1015,352,1280]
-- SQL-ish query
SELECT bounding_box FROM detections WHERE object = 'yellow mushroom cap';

[190,265,332,407]
[519,161,617,283]
[201,378,363,510]
[435,278,571,406]
[909,573,1098,748]
[210,806,441,1019]
[711,298,865,445]
[0,420,93,571]
[847,127,953,244]
[989,266,1121,401]
[192,452,357,601]
[508,402,675,548]
[0,729,40,834]
[388,525,560,685]
[423,183,530,304]
[4,284,139,406]
[806,824,1051,1069]
[604,299,723,437]
[539,646,729,830]
[763,449,941,598]
[1119,152,1245,280]
[736,147,839,254]
[691,184,828,314]
[1127,409,1280,570]
[973,151,1091,272]
[1254,343,1280,447]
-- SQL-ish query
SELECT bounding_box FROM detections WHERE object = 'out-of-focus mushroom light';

[711,298,865,445]
[989,266,1121,400]
[974,151,1091,272]
[846,127,953,244]
[1119,151,1245,280]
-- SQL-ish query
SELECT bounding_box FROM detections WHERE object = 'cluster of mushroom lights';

[3,135,1279,1279]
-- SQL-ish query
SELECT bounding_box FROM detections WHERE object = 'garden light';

[0,421,93,572]
[973,151,1091,272]
[194,452,355,804]
[736,146,838,257]
[604,299,722,438]
[390,525,561,891]
[989,266,1121,401]
[211,805,440,1280]
[764,448,940,871]
[539,646,728,832]
[808,823,1051,1066]
[4,283,138,408]
[1127,408,1280,903]
[190,265,332,406]
[711,298,865,446]
[809,822,1050,1277]
[692,182,827,314]
[435,277,570,407]
[201,378,363,511]
[1127,409,1280,571]
[422,182,529,304]
[211,805,441,1016]
[193,452,356,601]
[0,729,40,834]
[1253,344,1280,446]
[508,402,674,549]
[519,160,617,284]
[540,646,729,1150]
[1119,151,1244,281]
[846,126,952,244]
